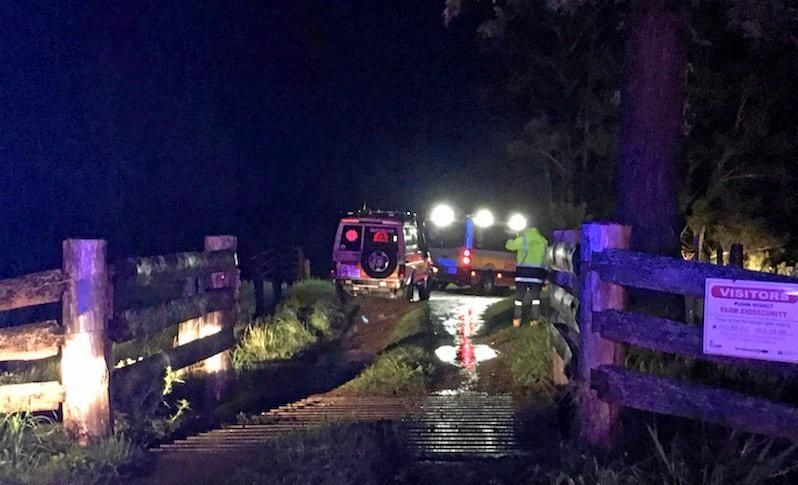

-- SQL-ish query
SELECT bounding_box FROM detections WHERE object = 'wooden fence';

[548,222,798,449]
[0,236,240,444]
[243,246,310,316]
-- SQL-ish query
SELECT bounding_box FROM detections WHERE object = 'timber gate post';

[61,239,113,444]
[203,235,240,400]
[577,223,630,449]
[176,276,202,375]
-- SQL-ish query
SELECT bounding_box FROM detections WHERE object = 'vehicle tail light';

[398,264,406,279]
[462,248,472,266]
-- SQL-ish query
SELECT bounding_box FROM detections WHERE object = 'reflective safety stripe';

[514,300,523,306]
[515,277,544,283]
[531,299,541,305]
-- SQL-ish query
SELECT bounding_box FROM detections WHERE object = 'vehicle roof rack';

[343,209,418,222]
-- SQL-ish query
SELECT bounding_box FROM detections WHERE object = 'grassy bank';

[474,296,555,398]
[233,279,344,369]
[336,304,433,396]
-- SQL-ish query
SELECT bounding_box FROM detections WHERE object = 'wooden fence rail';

[548,222,798,449]
[0,320,63,361]
[0,269,68,312]
[0,235,240,445]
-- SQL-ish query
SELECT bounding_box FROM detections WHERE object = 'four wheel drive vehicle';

[332,210,433,300]
[428,219,515,295]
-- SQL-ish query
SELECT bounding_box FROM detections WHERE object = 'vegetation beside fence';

[0,413,142,485]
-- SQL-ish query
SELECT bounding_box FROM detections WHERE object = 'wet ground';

[428,291,505,392]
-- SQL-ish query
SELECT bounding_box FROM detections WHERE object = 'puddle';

[429,293,504,392]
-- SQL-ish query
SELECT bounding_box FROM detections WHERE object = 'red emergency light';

[462,248,471,266]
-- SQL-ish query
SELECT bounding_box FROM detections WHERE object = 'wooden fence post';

[253,278,266,317]
[715,245,725,265]
[578,223,630,449]
[729,244,744,268]
[203,235,239,400]
[61,239,112,444]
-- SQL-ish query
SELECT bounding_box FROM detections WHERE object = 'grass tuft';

[0,413,142,485]
[233,315,316,368]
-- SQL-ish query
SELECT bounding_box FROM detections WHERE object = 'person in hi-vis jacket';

[506,227,548,327]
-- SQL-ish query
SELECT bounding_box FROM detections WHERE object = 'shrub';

[280,278,336,311]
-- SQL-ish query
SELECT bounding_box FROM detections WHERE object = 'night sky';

[1,2,516,277]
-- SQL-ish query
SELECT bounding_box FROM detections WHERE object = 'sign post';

[704,278,798,363]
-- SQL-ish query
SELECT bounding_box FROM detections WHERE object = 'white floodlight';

[473,208,494,228]
[507,213,528,232]
[430,204,455,227]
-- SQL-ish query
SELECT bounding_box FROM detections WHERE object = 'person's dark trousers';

[514,281,542,322]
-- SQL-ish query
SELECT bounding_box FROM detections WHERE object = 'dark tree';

[616,0,686,255]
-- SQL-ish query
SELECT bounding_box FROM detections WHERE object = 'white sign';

[704,278,798,364]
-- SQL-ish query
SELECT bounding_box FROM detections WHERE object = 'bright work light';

[507,213,527,232]
[473,208,494,228]
[430,204,455,227]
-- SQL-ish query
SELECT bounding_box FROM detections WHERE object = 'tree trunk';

[616,0,686,256]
